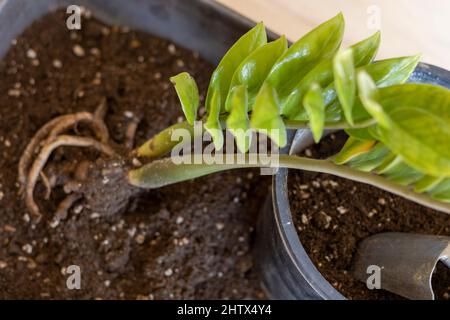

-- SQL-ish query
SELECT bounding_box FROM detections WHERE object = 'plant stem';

[128,154,450,215]
[134,118,375,159]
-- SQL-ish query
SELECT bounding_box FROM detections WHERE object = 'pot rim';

[272,62,450,300]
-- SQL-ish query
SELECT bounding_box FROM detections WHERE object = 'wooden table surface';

[216,0,450,70]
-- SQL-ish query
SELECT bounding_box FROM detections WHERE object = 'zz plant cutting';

[19,13,450,223]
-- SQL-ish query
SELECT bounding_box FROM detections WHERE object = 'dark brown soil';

[288,132,450,300]
[0,10,268,299]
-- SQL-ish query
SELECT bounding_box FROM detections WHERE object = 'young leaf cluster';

[170,13,420,151]
[335,76,450,203]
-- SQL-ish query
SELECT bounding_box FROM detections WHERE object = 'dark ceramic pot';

[257,63,450,300]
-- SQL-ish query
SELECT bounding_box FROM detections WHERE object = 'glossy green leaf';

[334,137,376,165]
[303,83,325,143]
[357,71,391,128]
[429,179,450,202]
[204,88,224,150]
[347,143,390,172]
[382,161,424,186]
[228,36,288,111]
[323,55,420,107]
[378,83,450,123]
[282,31,380,120]
[324,101,343,122]
[226,85,251,153]
[170,72,199,125]
[378,108,450,177]
[282,59,334,119]
[205,23,267,112]
[250,83,287,147]
[376,154,402,174]
[348,55,421,121]
[414,175,444,193]
[264,13,344,106]
[334,49,356,125]
[333,132,449,203]
[345,127,376,141]
[363,83,450,177]
[363,54,420,86]
[352,31,381,66]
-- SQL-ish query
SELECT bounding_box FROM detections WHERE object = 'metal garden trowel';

[352,232,450,300]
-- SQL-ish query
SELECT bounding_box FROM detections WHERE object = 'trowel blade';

[352,232,450,300]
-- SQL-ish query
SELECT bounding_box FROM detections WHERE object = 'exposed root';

[44,162,78,190]
[54,193,82,221]
[46,112,95,143]
[125,116,140,149]
[19,98,142,222]
[18,112,93,189]
[62,161,92,194]
[19,100,111,192]
[39,172,52,200]
[73,160,92,181]
[94,97,108,120]
[92,97,110,143]
[25,135,117,219]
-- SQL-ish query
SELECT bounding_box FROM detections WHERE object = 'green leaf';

[334,49,356,125]
[429,179,450,202]
[205,23,267,112]
[378,108,450,178]
[170,72,199,125]
[250,83,287,147]
[382,161,424,186]
[378,83,450,124]
[347,143,390,172]
[264,13,344,106]
[323,55,420,107]
[334,137,376,165]
[363,54,420,87]
[345,127,376,141]
[303,83,325,143]
[366,84,450,177]
[228,36,287,111]
[282,59,334,119]
[226,85,251,153]
[282,31,380,120]
[357,71,391,128]
[351,31,381,66]
[204,88,224,150]
[414,175,444,193]
[376,154,402,174]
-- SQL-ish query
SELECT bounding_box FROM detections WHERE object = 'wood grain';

[216,0,450,70]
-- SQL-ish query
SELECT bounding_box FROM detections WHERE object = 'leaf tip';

[336,12,344,21]
[279,34,287,44]
[412,53,422,62]
[404,53,421,69]
[370,30,381,44]
[255,21,266,34]
[335,12,345,27]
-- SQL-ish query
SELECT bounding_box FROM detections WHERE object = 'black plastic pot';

[257,63,450,300]
[0,0,276,64]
